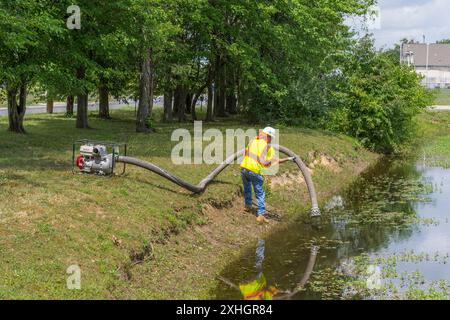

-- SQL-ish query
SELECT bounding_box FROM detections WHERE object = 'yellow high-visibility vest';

[239,274,279,300]
[240,138,274,175]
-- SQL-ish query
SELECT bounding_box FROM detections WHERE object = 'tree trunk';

[66,95,74,116]
[76,94,88,129]
[76,68,89,129]
[214,55,227,117]
[226,92,237,115]
[191,83,207,122]
[47,96,54,114]
[174,84,186,122]
[7,84,27,133]
[225,67,237,114]
[218,62,227,117]
[136,48,153,133]
[148,49,155,120]
[163,91,173,122]
[98,85,110,119]
[205,78,214,122]
[191,97,197,121]
[185,93,192,114]
[237,76,247,112]
[177,87,186,122]
[173,84,181,114]
[214,58,220,117]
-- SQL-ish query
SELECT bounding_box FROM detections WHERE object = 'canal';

[214,153,450,299]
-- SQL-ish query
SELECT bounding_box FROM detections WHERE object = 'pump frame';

[72,139,127,175]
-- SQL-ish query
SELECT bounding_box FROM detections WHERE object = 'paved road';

[3,102,448,117]
[0,101,135,117]
[430,105,450,110]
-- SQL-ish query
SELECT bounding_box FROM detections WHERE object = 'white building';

[401,43,450,89]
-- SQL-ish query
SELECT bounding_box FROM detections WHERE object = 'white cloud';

[372,0,450,48]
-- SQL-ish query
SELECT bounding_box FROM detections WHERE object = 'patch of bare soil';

[308,151,342,173]
[268,151,341,190]
[268,171,307,190]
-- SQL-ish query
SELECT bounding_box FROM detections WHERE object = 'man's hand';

[277,157,295,164]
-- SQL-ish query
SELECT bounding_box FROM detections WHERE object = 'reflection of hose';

[117,145,320,216]
[218,245,320,300]
[274,245,320,300]
[291,246,319,295]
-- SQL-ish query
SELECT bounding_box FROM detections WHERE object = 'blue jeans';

[241,169,266,215]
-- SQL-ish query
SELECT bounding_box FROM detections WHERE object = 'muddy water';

[213,156,450,300]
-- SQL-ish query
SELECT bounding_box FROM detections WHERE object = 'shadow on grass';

[0,170,47,188]
[130,175,238,195]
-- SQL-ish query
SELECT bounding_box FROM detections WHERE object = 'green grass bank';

[1,107,384,299]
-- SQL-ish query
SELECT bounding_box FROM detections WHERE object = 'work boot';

[256,215,270,224]
[243,206,253,214]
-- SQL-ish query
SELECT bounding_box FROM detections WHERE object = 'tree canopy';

[0,0,432,153]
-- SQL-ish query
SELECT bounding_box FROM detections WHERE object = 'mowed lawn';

[0,107,376,299]
[432,89,450,105]
[420,111,450,167]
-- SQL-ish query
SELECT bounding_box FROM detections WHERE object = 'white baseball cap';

[262,126,276,138]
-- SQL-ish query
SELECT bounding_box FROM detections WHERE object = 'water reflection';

[218,239,319,300]
[214,157,450,299]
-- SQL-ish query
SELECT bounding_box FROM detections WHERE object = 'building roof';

[401,43,450,67]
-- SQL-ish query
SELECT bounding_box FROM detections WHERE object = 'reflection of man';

[218,241,319,300]
[239,273,280,300]
[240,127,293,223]
[238,239,284,300]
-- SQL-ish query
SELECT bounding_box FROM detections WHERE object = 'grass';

[430,88,450,105]
[416,110,450,167]
[424,134,450,157]
[0,107,380,299]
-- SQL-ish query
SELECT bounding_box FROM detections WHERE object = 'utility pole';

[426,41,430,88]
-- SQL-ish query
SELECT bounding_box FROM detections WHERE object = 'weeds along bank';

[0,108,381,299]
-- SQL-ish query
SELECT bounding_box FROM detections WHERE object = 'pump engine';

[73,140,127,176]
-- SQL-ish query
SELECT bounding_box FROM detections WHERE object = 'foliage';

[0,0,430,152]
[0,0,65,88]
[325,37,434,153]
[235,0,374,123]
[0,88,6,106]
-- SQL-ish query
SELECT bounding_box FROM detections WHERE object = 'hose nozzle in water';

[311,207,321,217]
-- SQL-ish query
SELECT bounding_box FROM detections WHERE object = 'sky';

[354,0,450,49]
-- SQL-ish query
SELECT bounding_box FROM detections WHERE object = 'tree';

[326,37,433,153]
[1,0,380,135]
[0,0,65,133]
[39,0,136,128]
[129,0,177,132]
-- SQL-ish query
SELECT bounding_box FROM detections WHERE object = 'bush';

[326,37,434,153]
[239,35,432,154]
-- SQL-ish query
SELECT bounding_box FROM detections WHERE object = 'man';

[240,127,293,223]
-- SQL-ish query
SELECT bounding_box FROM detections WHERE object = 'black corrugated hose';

[117,145,320,217]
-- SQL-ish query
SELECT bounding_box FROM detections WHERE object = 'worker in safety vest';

[240,127,293,223]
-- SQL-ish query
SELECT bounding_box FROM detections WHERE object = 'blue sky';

[370,0,450,48]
